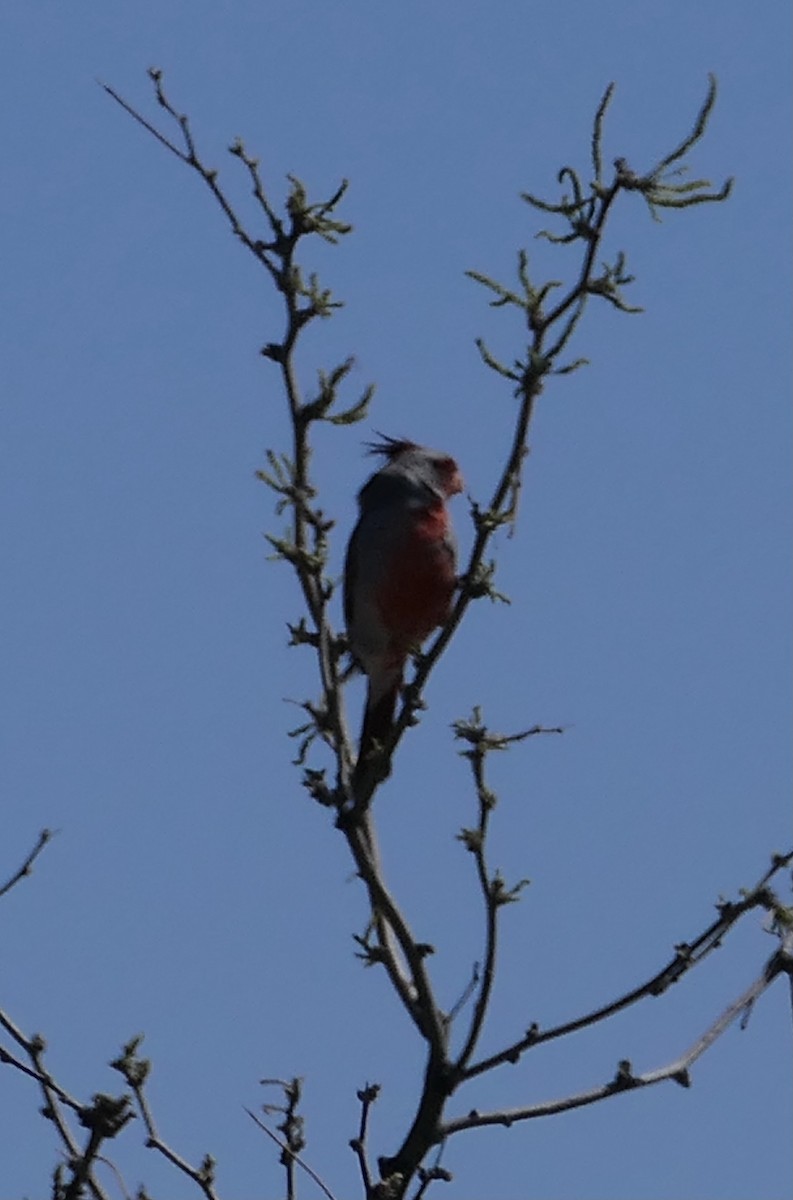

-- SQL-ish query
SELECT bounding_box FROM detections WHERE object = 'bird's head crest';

[365,433,419,461]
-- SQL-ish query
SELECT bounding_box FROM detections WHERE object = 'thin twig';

[446,964,480,1029]
[462,850,793,1080]
[346,820,445,1046]
[454,739,500,1072]
[591,82,616,183]
[246,1108,339,1200]
[0,828,55,899]
[0,1011,111,1200]
[647,73,718,178]
[443,945,789,1137]
[100,80,186,160]
[349,1083,379,1195]
[117,1047,220,1200]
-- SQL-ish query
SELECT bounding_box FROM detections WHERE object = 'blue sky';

[1,3,790,1198]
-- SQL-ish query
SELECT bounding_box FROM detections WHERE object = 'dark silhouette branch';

[247,1083,340,1200]
[104,70,363,802]
[347,820,445,1042]
[62,1094,135,1200]
[111,1036,220,1200]
[0,828,55,900]
[377,77,732,801]
[442,935,792,1138]
[462,849,793,1081]
[452,716,563,1076]
[257,1077,308,1200]
[0,1009,122,1200]
[349,1083,380,1196]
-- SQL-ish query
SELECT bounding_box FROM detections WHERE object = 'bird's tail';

[354,673,401,783]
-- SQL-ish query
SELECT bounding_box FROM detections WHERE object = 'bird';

[344,435,463,782]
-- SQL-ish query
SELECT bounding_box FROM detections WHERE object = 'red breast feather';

[373,499,456,651]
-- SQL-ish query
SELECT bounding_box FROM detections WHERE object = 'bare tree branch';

[462,849,793,1081]
[246,1106,340,1200]
[258,1077,309,1200]
[349,1083,380,1196]
[0,828,55,900]
[442,936,792,1137]
[0,1009,116,1200]
[451,712,558,1073]
[111,1037,221,1200]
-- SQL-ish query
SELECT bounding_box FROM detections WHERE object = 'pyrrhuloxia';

[344,436,463,777]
